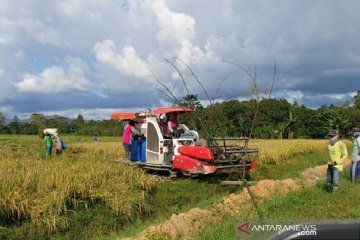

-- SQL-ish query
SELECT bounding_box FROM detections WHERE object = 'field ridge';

[121,159,351,240]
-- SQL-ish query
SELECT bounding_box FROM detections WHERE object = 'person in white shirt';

[53,133,63,156]
[350,127,360,183]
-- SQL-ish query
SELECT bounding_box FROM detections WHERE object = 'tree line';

[0,113,123,137]
[179,91,360,139]
[1,90,359,139]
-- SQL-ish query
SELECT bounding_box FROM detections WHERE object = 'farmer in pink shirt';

[122,120,141,159]
[167,113,180,137]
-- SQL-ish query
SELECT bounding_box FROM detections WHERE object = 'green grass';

[198,172,360,240]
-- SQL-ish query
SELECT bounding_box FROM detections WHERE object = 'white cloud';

[148,0,205,64]
[93,39,151,79]
[177,41,204,64]
[0,17,63,47]
[0,105,13,115]
[274,90,305,104]
[150,0,195,44]
[0,0,359,118]
[17,58,91,93]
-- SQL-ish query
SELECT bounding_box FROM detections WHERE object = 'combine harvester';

[111,107,258,178]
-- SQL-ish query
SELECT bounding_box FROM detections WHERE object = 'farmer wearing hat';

[327,129,348,192]
[157,113,167,136]
[350,127,360,183]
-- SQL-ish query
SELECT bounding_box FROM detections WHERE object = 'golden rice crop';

[249,139,351,164]
[0,135,352,231]
[0,136,156,232]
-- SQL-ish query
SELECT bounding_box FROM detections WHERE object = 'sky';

[1,0,360,120]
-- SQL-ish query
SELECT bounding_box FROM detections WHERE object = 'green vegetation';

[0,113,123,136]
[1,92,360,139]
[252,152,326,180]
[198,174,360,240]
[188,96,360,139]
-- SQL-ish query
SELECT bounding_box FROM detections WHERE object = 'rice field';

[249,139,351,164]
[250,139,326,164]
[0,135,350,233]
[0,135,156,231]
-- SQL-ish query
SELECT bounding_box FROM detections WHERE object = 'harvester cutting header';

[111,107,258,178]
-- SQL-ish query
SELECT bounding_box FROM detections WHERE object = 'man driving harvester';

[167,113,184,138]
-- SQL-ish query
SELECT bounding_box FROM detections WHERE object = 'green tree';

[258,98,291,127]
[222,100,253,137]
[282,110,298,139]
[76,114,85,124]
[0,112,6,133]
[8,121,21,134]
[179,94,203,109]
[291,104,315,138]
[325,106,355,137]
[0,112,5,125]
[29,113,46,125]
[12,115,19,122]
[354,90,360,109]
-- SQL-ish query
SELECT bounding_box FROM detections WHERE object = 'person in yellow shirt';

[327,129,348,192]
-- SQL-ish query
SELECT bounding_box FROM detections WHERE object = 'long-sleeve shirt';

[167,120,178,134]
[54,136,62,150]
[328,140,348,171]
[44,135,52,147]
[123,125,141,144]
[131,127,141,136]
[352,136,360,162]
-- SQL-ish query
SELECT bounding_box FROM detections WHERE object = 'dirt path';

[121,160,350,240]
